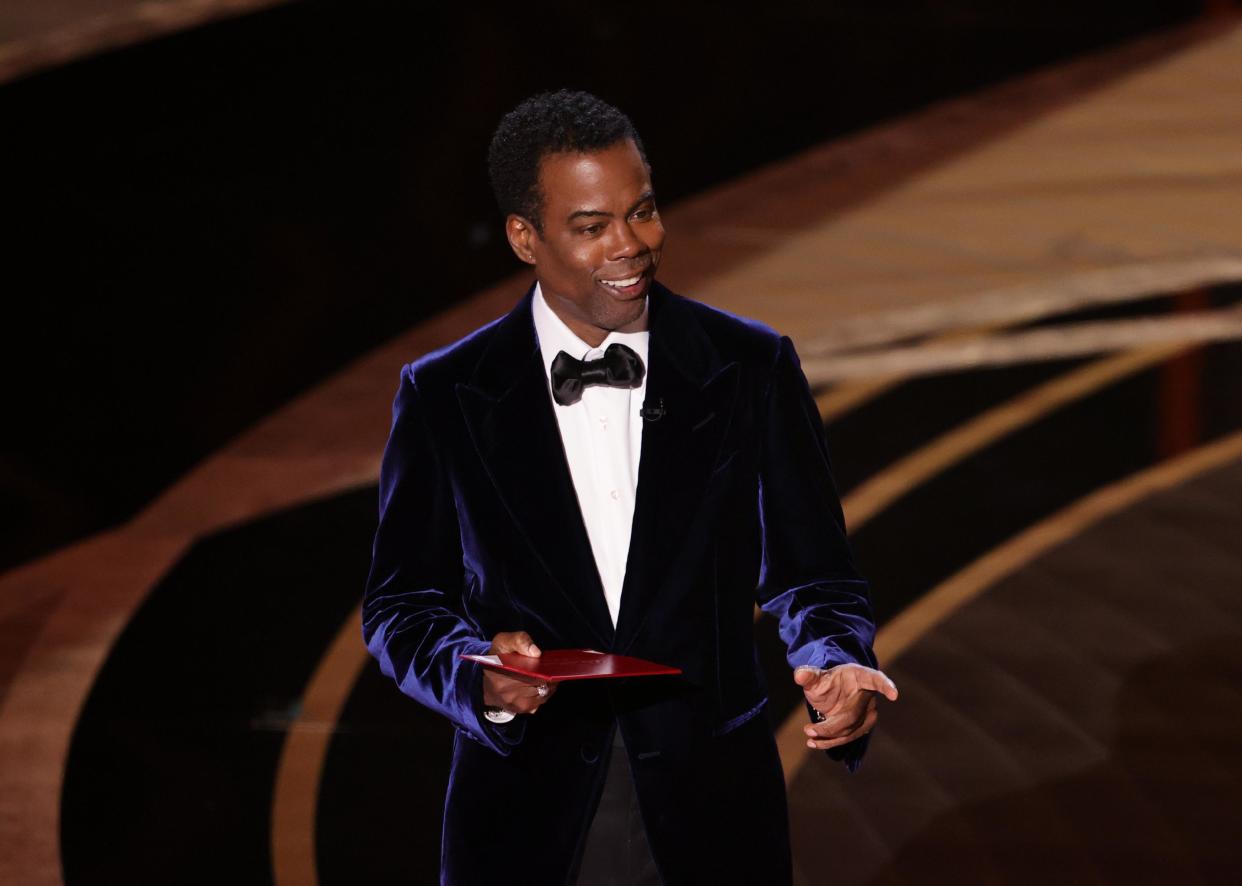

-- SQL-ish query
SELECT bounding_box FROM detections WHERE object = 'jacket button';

[579,744,599,764]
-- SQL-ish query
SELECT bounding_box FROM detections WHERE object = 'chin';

[599,300,647,333]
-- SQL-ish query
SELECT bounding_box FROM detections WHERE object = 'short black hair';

[487,90,647,234]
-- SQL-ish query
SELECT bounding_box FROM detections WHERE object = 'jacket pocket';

[712,695,768,737]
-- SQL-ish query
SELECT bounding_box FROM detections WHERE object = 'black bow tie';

[550,343,645,406]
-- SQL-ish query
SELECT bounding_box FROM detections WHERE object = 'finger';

[508,688,545,713]
[489,632,518,653]
[806,707,879,750]
[500,631,539,657]
[509,683,555,711]
[804,710,861,740]
[833,703,879,742]
[806,696,875,739]
[482,669,530,708]
[854,668,899,701]
[510,687,557,715]
[839,695,879,730]
[513,631,541,657]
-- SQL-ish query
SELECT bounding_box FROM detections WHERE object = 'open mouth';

[598,269,649,297]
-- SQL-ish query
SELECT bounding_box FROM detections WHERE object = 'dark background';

[0,0,1209,572]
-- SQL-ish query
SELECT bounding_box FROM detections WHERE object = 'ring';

[536,683,549,698]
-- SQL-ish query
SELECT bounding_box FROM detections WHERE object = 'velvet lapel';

[455,287,615,649]
[614,283,738,652]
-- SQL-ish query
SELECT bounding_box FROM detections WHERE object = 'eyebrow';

[566,190,656,223]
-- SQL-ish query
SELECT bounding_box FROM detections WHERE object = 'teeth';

[602,274,641,288]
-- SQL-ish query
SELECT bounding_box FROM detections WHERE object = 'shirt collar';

[531,281,650,383]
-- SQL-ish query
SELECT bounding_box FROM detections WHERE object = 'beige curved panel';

[0,0,292,85]
[802,302,1242,384]
[798,257,1242,359]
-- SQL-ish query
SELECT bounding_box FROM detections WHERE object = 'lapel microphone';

[640,398,666,422]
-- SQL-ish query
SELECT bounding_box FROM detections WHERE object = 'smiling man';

[363,90,897,885]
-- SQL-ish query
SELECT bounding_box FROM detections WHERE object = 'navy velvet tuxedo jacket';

[363,281,878,885]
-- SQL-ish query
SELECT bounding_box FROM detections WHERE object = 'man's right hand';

[483,631,558,715]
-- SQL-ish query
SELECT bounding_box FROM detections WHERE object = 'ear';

[505,215,538,266]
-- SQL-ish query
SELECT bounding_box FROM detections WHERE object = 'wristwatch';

[483,705,516,724]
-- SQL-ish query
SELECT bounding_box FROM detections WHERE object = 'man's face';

[507,138,665,346]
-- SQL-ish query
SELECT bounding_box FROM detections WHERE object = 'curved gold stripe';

[842,342,1189,533]
[270,608,365,886]
[816,378,901,424]
[776,427,1242,783]
[813,322,1009,423]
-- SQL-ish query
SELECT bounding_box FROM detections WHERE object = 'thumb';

[793,666,823,687]
[490,631,541,656]
[514,631,541,657]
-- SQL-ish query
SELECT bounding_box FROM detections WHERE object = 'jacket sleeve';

[362,364,522,754]
[754,335,879,771]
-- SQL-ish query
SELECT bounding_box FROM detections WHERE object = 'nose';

[607,220,647,262]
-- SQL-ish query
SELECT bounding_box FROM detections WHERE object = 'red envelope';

[461,648,681,682]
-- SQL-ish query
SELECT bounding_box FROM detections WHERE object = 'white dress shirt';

[531,282,648,627]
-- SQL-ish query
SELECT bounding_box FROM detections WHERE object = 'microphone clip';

[640,398,666,422]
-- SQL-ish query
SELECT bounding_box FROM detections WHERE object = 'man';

[363,90,897,885]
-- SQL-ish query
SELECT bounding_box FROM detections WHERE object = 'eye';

[631,207,654,221]
[579,224,604,236]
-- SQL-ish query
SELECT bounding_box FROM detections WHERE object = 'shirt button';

[610,489,619,500]
[598,416,608,429]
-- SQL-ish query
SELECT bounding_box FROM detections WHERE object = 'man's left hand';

[794,663,899,750]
